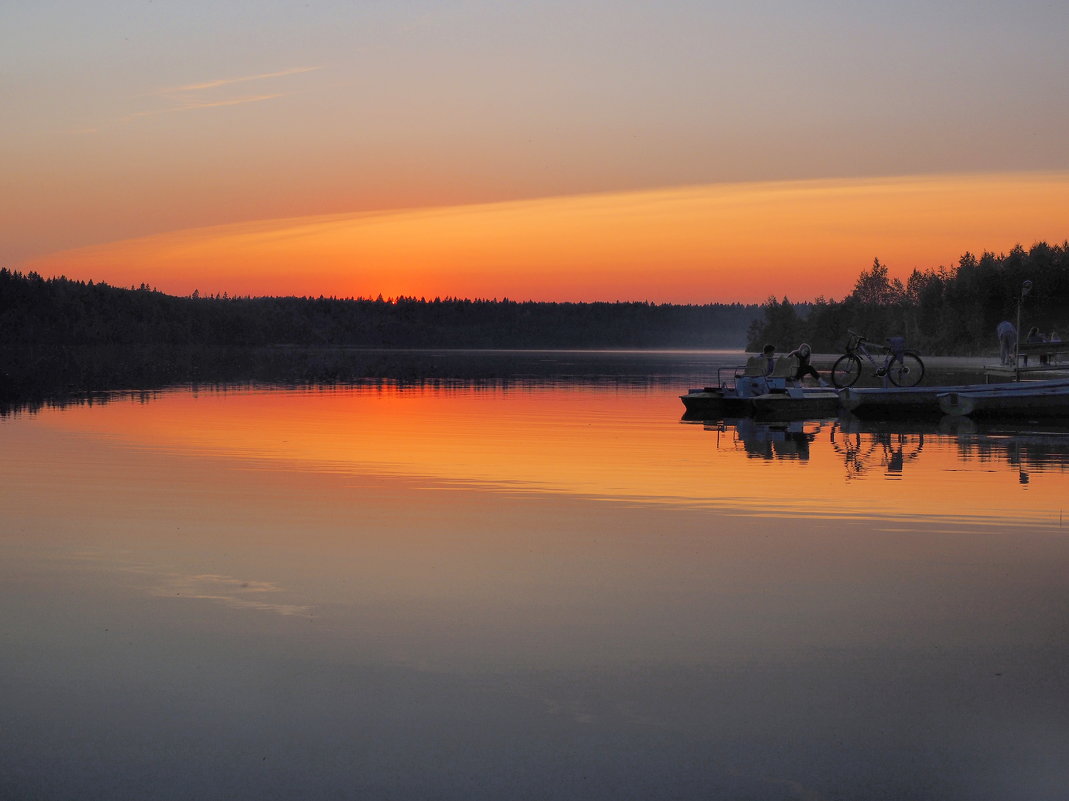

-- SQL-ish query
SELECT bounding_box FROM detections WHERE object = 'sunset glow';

[27,173,1069,303]
[8,4,1069,794]
[7,2,1069,302]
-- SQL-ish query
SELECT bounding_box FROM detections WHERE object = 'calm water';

[2,352,1068,800]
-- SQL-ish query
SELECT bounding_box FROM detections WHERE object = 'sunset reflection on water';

[27,383,1069,529]
[4,381,1069,801]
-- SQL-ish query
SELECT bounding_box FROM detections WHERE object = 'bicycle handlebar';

[847,330,902,348]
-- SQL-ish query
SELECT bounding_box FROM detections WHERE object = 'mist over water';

[2,353,1068,800]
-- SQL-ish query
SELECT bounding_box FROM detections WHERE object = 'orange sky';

[26,172,1069,303]
[7,3,1069,303]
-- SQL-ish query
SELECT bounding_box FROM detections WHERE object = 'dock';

[985,341,1069,382]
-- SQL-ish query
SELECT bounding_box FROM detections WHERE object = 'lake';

[2,351,1068,800]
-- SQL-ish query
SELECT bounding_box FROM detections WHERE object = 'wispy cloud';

[123,93,287,122]
[79,65,324,132]
[165,65,324,93]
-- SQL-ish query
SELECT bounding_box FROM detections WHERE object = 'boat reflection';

[694,412,1069,482]
[700,416,929,476]
[702,417,826,461]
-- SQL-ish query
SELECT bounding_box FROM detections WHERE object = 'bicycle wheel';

[831,354,862,388]
[887,351,925,387]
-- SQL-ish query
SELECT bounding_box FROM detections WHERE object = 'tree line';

[0,269,757,350]
[4,240,1066,359]
[747,242,1069,355]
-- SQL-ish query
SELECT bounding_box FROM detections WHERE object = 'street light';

[1014,279,1033,379]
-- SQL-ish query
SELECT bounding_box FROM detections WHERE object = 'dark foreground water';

[2,352,1067,800]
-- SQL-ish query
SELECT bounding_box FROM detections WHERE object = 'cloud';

[94,65,325,128]
[123,93,287,122]
[164,65,324,93]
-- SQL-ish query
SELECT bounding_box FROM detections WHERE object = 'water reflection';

[702,413,1069,481]
[685,412,1069,527]
[703,417,821,461]
[6,383,1066,529]
[833,425,926,478]
[0,346,745,414]
[3,379,1069,800]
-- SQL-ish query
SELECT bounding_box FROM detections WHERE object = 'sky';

[4,0,1069,303]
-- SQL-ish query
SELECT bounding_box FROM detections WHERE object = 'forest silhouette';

[0,268,755,349]
[2,240,1066,400]
[747,242,1069,355]
[0,269,753,400]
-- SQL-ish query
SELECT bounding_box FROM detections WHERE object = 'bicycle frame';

[833,331,925,388]
[848,336,895,374]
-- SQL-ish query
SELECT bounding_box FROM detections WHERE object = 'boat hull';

[681,387,840,420]
[844,378,1069,418]
[680,389,753,419]
[840,385,968,417]
[939,386,1069,418]
[750,390,840,420]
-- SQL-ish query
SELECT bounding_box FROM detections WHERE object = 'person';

[761,343,776,375]
[996,320,1016,366]
[787,343,827,386]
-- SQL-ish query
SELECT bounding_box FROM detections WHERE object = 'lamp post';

[1015,279,1033,380]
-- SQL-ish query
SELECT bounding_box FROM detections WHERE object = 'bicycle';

[831,330,925,388]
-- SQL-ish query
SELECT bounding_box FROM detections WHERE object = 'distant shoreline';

[1,345,1002,414]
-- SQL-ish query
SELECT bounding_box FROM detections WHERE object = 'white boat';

[844,377,1069,418]
[840,383,980,417]
[750,388,841,420]
[939,381,1069,418]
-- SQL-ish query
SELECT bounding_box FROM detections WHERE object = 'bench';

[1016,341,1069,365]
[984,341,1069,381]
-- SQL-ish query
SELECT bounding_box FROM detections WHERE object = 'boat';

[843,377,1069,418]
[939,382,1069,418]
[750,387,841,420]
[840,383,976,417]
[681,386,758,418]
[681,355,777,418]
[681,355,838,419]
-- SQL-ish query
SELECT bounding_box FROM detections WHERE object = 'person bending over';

[996,320,1016,366]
